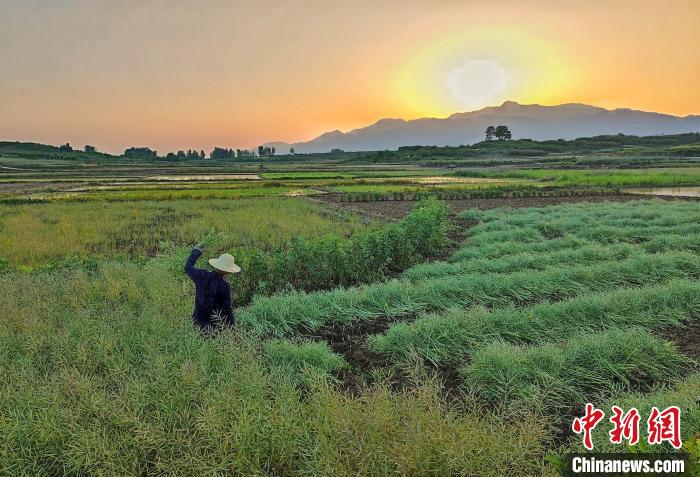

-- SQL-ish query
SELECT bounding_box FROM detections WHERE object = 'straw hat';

[208,253,241,274]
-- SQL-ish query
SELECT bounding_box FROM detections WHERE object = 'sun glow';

[393,27,580,117]
[445,58,510,110]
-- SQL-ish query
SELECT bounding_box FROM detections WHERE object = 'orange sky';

[1,0,699,154]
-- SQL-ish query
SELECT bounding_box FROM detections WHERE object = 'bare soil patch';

[0,181,90,194]
[303,316,399,391]
[663,319,700,362]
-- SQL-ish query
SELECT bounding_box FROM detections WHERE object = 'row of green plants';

[369,279,700,367]
[405,242,637,281]
[230,198,452,303]
[337,185,623,202]
[463,216,699,248]
[452,200,699,251]
[450,201,699,262]
[238,251,700,335]
[453,166,700,187]
[410,234,700,281]
[467,200,699,230]
[462,328,691,415]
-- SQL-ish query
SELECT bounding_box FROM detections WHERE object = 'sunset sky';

[1,0,699,154]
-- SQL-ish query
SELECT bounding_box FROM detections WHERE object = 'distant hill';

[265,101,700,153]
[0,141,112,161]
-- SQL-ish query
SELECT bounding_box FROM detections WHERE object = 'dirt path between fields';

[313,193,692,221]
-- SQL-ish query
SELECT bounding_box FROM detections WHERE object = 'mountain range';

[265,101,700,153]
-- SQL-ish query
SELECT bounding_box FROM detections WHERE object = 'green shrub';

[232,198,452,303]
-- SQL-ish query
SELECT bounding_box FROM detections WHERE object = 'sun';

[392,27,578,117]
[445,58,510,111]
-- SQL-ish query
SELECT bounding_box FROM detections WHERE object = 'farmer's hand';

[194,242,203,251]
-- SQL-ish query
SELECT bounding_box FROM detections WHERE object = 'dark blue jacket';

[185,249,234,330]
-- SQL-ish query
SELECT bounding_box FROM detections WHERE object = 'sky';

[1,0,699,154]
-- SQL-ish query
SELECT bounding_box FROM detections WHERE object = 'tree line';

[120,145,280,160]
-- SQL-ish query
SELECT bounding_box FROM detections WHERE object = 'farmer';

[184,245,240,333]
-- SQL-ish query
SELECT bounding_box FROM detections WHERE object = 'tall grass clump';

[370,279,700,367]
[232,197,452,303]
[462,328,693,414]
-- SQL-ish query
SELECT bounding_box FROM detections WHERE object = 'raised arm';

[184,248,204,281]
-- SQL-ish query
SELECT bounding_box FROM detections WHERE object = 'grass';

[0,197,366,268]
[412,233,700,279]
[1,159,698,473]
[264,339,348,375]
[454,167,700,187]
[370,279,700,367]
[404,242,639,281]
[461,328,692,414]
[0,259,550,476]
[25,185,298,202]
[238,251,700,335]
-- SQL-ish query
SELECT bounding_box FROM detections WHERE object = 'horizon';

[2,0,699,154]
[4,99,699,156]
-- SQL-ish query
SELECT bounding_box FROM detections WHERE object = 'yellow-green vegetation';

[0,256,549,475]
[455,166,700,187]
[3,146,700,208]
[1,150,699,476]
[25,185,297,202]
[0,197,365,268]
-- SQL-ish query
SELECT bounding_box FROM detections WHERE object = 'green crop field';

[455,166,700,187]
[1,145,699,474]
[0,198,367,268]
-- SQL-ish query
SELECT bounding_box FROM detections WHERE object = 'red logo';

[572,403,606,450]
[572,405,683,450]
[609,406,640,445]
[647,406,682,449]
